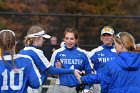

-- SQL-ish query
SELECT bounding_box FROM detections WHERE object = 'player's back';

[0,54,42,93]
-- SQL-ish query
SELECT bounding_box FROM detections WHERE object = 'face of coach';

[100,26,114,46]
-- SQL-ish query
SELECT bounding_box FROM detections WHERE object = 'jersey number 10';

[1,69,24,90]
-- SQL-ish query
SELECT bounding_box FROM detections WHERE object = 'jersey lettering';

[60,59,83,65]
[98,57,115,63]
[1,68,24,90]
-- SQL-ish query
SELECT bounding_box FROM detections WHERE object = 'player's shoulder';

[51,47,65,58]
[89,46,104,57]
[22,46,43,54]
[22,46,40,51]
[16,54,33,63]
[77,47,87,54]
[0,54,31,60]
[76,47,91,57]
[91,46,103,53]
[53,47,65,53]
[0,54,33,65]
[16,54,35,67]
[16,54,33,60]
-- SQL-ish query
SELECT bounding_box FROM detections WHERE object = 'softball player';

[18,25,77,93]
[88,26,116,93]
[75,32,140,93]
[0,30,42,93]
[50,27,93,93]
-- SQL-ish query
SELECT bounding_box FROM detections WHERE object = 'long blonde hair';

[114,32,135,52]
[0,30,16,68]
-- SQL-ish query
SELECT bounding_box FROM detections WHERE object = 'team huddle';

[0,25,140,93]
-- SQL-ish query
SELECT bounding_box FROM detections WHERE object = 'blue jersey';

[0,54,42,93]
[51,46,92,87]
[89,45,116,73]
[19,46,51,72]
[19,46,74,83]
[81,52,140,93]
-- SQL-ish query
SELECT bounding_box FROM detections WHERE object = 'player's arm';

[47,66,74,75]
[80,73,101,84]
[83,53,94,90]
[81,64,111,93]
[50,50,60,77]
[26,49,52,72]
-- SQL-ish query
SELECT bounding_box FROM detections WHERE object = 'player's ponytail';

[0,30,16,69]
[114,32,136,52]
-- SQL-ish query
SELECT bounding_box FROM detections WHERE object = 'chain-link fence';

[0,12,140,51]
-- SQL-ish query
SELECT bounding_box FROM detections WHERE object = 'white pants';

[93,84,101,93]
[53,84,77,93]
[27,87,42,93]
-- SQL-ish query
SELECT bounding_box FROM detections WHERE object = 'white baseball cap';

[26,30,51,39]
[101,26,114,35]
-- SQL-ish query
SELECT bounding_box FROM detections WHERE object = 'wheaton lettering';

[60,59,83,65]
[98,57,114,63]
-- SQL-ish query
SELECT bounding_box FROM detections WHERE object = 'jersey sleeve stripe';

[24,47,51,68]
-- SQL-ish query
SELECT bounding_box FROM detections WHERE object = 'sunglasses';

[116,32,121,39]
[115,32,125,45]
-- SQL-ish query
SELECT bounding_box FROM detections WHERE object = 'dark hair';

[0,30,16,68]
